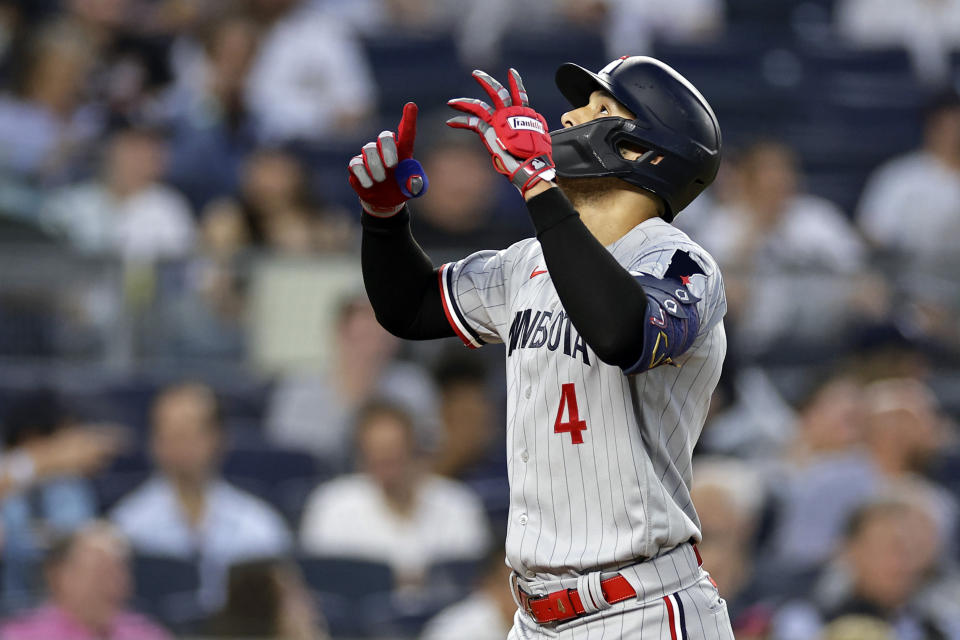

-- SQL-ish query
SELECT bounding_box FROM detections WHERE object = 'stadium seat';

[362,35,466,115]
[93,450,152,512]
[222,447,321,489]
[361,590,453,638]
[132,554,200,598]
[299,557,395,638]
[130,555,201,628]
[800,46,921,110]
[427,558,483,595]
[298,556,393,599]
[652,39,803,120]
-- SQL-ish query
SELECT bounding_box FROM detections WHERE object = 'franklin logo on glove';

[508,116,546,132]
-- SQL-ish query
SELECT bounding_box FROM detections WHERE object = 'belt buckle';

[541,588,577,622]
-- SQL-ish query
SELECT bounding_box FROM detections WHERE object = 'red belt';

[515,574,636,623]
[515,544,703,625]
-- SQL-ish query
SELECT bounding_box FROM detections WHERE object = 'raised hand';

[447,68,555,197]
[348,102,429,217]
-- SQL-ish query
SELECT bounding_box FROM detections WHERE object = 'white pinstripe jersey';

[438,216,727,581]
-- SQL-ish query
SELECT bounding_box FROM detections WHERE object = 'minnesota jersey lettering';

[508,309,591,364]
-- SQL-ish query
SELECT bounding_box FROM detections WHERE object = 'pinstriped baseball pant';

[507,545,735,639]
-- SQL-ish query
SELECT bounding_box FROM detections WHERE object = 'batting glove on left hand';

[447,69,556,197]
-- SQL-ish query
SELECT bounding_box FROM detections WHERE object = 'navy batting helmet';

[551,56,721,221]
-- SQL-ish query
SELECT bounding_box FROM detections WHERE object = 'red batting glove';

[447,68,556,197]
[348,102,428,217]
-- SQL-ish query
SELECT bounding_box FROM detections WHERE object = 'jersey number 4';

[554,383,587,444]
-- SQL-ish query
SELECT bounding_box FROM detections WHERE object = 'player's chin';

[556,175,622,207]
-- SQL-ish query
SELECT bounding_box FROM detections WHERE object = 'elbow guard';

[625,273,701,374]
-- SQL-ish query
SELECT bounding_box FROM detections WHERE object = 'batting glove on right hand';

[447,69,556,197]
[348,102,429,217]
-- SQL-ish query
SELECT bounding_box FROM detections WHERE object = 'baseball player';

[349,56,733,638]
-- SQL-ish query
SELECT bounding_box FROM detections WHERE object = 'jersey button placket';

[518,514,528,525]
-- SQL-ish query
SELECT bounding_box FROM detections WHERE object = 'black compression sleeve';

[525,188,648,369]
[360,208,455,340]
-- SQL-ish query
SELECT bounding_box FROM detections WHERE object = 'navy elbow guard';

[626,273,701,374]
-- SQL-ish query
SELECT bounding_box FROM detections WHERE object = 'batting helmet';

[551,56,721,221]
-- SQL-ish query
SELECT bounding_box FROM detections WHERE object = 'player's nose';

[561,105,588,128]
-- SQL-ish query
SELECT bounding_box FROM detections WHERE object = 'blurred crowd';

[0,0,958,639]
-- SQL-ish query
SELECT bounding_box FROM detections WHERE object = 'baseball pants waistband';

[512,542,704,606]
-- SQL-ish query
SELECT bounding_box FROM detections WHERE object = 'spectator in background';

[148,185,252,360]
[318,0,467,38]
[111,382,292,608]
[244,0,375,142]
[768,376,956,573]
[773,495,960,640]
[696,140,874,356]
[232,148,354,254]
[458,0,723,67]
[836,0,960,84]
[689,457,767,629]
[205,558,328,640]
[300,401,490,589]
[765,373,874,572]
[420,550,515,640]
[856,91,960,266]
[1,390,122,611]
[41,127,196,261]
[266,294,438,464]
[0,521,171,640]
[165,11,262,210]
[431,350,501,482]
[148,201,249,359]
[0,419,122,503]
[409,129,527,257]
[567,0,724,59]
[0,19,102,200]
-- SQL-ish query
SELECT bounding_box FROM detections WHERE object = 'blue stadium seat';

[64,380,159,432]
[800,46,921,109]
[298,556,395,637]
[222,447,320,489]
[298,556,393,599]
[132,554,200,598]
[362,35,466,115]
[652,39,803,120]
[427,558,482,595]
[93,450,152,512]
[298,557,394,638]
[130,555,201,628]
[804,168,874,217]
[361,590,453,638]
[294,138,371,211]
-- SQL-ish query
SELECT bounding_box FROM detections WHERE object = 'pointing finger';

[397,102,418,160]
[472,70,511,109]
